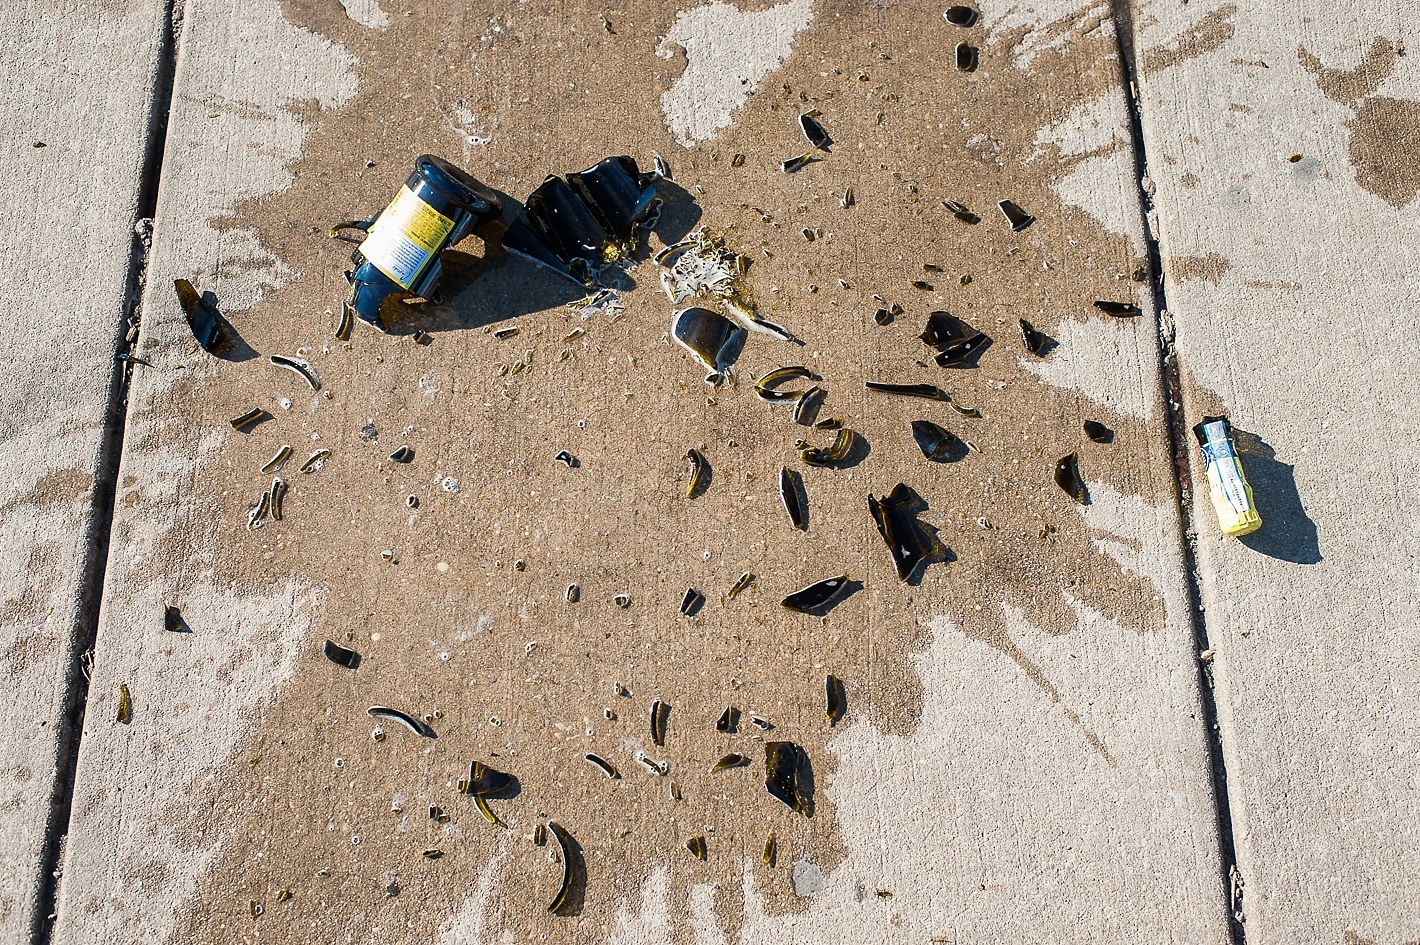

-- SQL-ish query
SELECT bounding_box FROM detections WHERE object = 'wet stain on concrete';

[1141,4,1237,77]
[1168,252,1232,285]
[102,1,1183,942]
[1300,37,1420,208]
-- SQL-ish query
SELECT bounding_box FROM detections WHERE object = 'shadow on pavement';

[1233,427,1322,565]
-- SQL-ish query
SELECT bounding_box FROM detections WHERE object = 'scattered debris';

[716,706,739,733]
[685,448,709,497]
[780,467,806,529]
[954,41,978,72]
[323,640,359,668]
[763,831,777,866]
[389,445,414,463]
[116,683,132,724]
[261,445,293,475]
[680,587,704,615]
[799,112,832,150]
[672,307,743,380]
[711,752,749,772]
[799,428,855,466]
[943,200,980,224]
[299,449,332,474]
[781,152,818,173]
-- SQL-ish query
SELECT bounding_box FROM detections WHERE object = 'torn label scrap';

[502,155,660,286]
[343,155,503,331]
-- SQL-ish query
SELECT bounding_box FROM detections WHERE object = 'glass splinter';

[865,381,944,400]
[1055,452,1088,503]
[261,445,292,475]
[585,753,619,778]
[547,823,575,914]
[1093,300,1142,317]
[727,572,754,599]
[685,448,708,497]
[944,200,979,224]
[781,152,817,173]
[919,310,964,347]
[175,278,225,351]
[998,199,1034,231]
[680,587,703,614]
[910,420,957,460]
[868,483,937,581]
[954,41,977,72]
[799,428,855,467]
[711,753,749,772]
[874,307,893,326]
[367,705,431,737]
[781,574,849,612]
[323,639,359,667]
[651,698,670,746]
[943,5,978,26]
[686,836,707,860]
[763,831,777,866]
[1019,318,1048,355]
[716,706,738,733]
[230,408,269,432]
[270,354,321,391]
[1083,420,1113,444]
[389,445,414,463]
[799,112,831,150]
[933,332,988,367]
[825,674,846,725]
[673,307,742,375]
[780,467,806,529]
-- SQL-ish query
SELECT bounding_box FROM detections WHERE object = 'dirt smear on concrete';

[139,1,1178,942]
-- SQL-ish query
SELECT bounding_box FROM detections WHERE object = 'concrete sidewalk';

[1,1,1417,943]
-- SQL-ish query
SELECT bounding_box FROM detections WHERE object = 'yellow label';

[358,186,455,289]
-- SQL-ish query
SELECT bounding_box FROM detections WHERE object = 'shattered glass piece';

[389,445,414,464]
[523,175,610,269]
[764,741,811,815]
[1055,452,1088,503]
[933,331,988,366]
[799,112,831,150]
[672,307,743,376]
[567,155,658,242]
[780,466,806,529]
[1018,318,1048,355]
[686,448,709,498]
[919,310,964,347]
[686,835,707,860]
[943,200,980,224]
[954,41,978,72]
[651,699,670,747]
[716,706,739,733]
[270,354,320,391]
[998,199,1035,231]
[1083,420,1113,444]
[799,428,855,467]
[865,381,945,400]
[943,5,978,26]
[781,574,849,612]
[825,674,846,725]
[229,408,270,432]
[711,753,749,772]
[910,419,957,460]
[781,152,818,173]
[175,279,225,351]
[868,483,938,581]
[1093,300,1142,317]
[547,822,576,914]
[324,640,359,667]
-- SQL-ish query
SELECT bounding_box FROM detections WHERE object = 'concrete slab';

[0,0,167,938]
[55,1,1229,942]
[1131,1,1420,941]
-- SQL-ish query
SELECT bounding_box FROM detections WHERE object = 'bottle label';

[1200,421,1251,514]
[358,186,455,290]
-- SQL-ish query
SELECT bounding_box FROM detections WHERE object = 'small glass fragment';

[323,640,359,668]
[943,200,980,224]
[727,572,754,599]
[672,307,743,377]
[685,448,708,497]
[910,420,958,460]
[799,112,831,150]
[1018,318,1048,355]
[841,188,855,208]
[949,400,982,419]
[1093,300,1141,317]
[763,831,777,866]
[765,741,811,815]
[163,605,183,633]
[954,41,978,71]
[865,381,944,400]
[919,310,964,347]
[613,593,631,608]
[246,491,270,531]
[230,408,269,432]
[750,714,772,730]
[270,355,321,391]
[553,449,577,467]
[781,574,849,612]
[716,706,739,733]
[389,445,414,464]
[781,152,818,173]
[261,445,292,475]
[275,890,292,903]
[780,467,806,529]
[792,386,822,424]
[669,781,682,800]
[874,307,893,326]
[175,279,225,351]
[731,153,746,168]
[686,836,707,860]
[250,900,263,918]
[116,683,132,724]
[680,587,704,615]
[299,449,332,474]
[565,583,580,603]
[585,753,619,778]
[943,4,978,25]
[799,428,855,467]
[933,331,988,367]
[548,823,576,914]
[912,280,933,291]
[1083,420,1113,444]
[998,199,1035,231]
[651,698,670,746]
[367,705,431,737]
[533,823,547,846]
[825,674,846,725]
[711,752,749,772]
[493,326,521,339]
[1054,452,1088,504]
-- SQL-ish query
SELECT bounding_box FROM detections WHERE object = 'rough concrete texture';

[0,0,166,939]
[1133,0,1420,941]
[52,1,1230,943]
